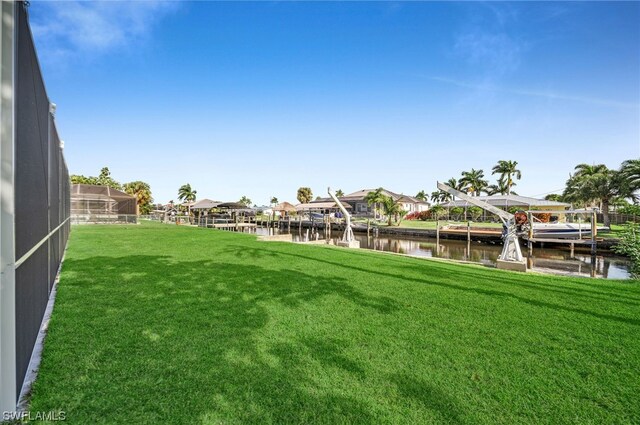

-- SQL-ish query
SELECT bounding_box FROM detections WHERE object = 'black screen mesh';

[14,3,71,398]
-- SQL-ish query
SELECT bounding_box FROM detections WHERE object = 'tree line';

[421,160,522,204]
[418,159,639,228]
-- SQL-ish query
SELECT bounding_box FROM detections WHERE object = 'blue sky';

[30,1,639,205]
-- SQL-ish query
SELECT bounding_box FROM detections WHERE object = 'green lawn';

[599,224,627,240]
[29,222,639,424]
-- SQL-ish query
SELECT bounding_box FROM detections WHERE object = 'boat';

[531,222,595,239]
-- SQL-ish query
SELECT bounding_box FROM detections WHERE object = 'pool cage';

[70,184,137,224]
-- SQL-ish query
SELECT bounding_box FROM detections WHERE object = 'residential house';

[312,188,429,217]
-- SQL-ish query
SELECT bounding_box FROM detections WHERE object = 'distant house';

[296,201,352,214]
[191,199,222,211]
[312,188,429,216]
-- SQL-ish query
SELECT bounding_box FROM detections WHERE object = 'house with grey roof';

[312,188,429,217]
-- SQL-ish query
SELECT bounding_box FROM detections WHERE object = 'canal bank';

[274,219,619,250]
[252,226,631,279]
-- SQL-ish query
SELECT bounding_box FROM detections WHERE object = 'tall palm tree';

[364,188,385,220]
[335,189,345,198]
[441,177,462,204]
[446,177,463,191]
[563,163,626,227]
[123,181,152,215]
[460,169,488,196]
[178,184,197,216]
[491,160,521,195]
[269,197,278,219]
[415,190,427,201]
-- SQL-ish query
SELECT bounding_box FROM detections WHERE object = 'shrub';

[619,205,640,216]
[613,223,640,278]
[430,205,446,220]
[405,211,421,221]
[450,207,464,220]
[468,207,483,221]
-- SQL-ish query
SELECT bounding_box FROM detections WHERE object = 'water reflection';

[247,227,631,279]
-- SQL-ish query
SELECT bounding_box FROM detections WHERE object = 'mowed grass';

[29,222,640,424]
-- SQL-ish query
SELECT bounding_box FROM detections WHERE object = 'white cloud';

[450,2,528,79]
[30,1,179,59]
[429,76,638,109]
[454,32,523,75]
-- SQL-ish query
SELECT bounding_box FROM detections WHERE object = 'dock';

[209,223,257,229]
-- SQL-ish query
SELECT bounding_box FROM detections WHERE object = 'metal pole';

[436,220,440,254]
[0,1,17,411]
[527,211,533,256]
[591,211,597,256]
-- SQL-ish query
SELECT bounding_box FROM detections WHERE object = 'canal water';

[250,227,632,279]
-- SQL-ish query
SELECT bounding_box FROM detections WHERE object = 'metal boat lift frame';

[437,182,526,271]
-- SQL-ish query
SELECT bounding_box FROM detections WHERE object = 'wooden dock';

[209,223,257,229]
[526,237,602,244]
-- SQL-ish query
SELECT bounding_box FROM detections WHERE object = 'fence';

[1,2,71,413]
[70,214,137,225]
[596,213,639,225]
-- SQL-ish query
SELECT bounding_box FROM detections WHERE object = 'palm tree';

[446,177,463,191]
[415,190,427,201]
[486,179,517,196]
[491,160,521,195]
[460,169,488,196]
[269,197,278,219]
[621,159,640,194]
[335,189,345,198]
[441,177,462,203]
[178,184,197,216]
[430,190,450,204]
[364,188,385,220]
[297,187,313,204]
[563,163,626,227]
[239,196,252,207]
[123,181,152,215]
[380,195,405,226]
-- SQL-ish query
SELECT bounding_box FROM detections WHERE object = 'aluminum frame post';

[0,0,17,412]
